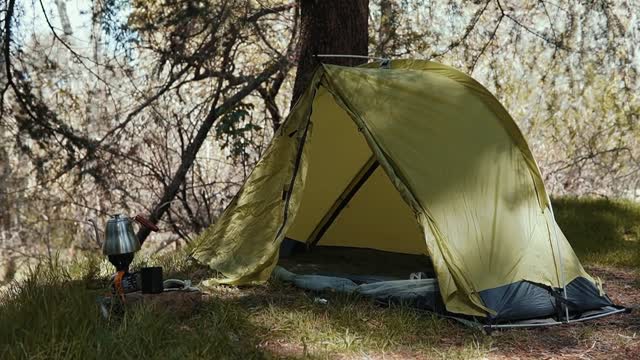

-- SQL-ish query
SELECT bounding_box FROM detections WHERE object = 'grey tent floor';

[276,246,627,329]
[278,246,435,281]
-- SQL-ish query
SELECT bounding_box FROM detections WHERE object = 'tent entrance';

[284,86,428,256]
[306,156,379,247]
[279,246,435,280]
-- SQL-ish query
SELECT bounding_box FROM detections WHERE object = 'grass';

[1,196,639,359]
[553,196,640,268]
[0,259,266,359]
[0,257,491,359]
[244,282,490,358]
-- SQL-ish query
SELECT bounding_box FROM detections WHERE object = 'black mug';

[141,266,163,294]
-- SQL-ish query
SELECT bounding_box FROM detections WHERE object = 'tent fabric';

[190,59,611,320]
[479,277,612,322]
[188,70,324,285]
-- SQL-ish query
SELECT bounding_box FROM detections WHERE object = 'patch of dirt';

[115,290,203,319]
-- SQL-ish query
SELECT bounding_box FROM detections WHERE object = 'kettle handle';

[134,215,159,232]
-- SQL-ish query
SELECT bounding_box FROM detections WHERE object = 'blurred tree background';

[0,0,638,282]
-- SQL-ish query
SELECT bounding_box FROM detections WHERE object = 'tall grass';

[0,259,265,359]
[554,197,640,268]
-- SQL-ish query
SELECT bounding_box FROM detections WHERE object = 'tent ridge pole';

[547,196,570,323]
[315,54,390,62]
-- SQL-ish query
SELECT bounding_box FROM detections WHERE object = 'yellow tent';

[191,60,617,323]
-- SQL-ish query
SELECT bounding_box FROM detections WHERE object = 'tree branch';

[136,57,287,243]
[469,12,503,73]
[428,0,491,60]
[497,0,567,50]
[246,3,295,22]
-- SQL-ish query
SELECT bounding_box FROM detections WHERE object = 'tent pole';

[315,54,390,62]
[547,198,570,323]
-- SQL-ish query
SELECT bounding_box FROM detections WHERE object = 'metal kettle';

[103,214,140,256]
[102,214,159,271]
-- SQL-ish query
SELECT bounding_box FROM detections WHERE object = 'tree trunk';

[290,0,369,107]
[54,0,73,36]
[0,147,10,230]
[375,0,397,58]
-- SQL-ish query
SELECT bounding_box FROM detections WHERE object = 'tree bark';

[290,0,369,107]
[375,0,397,58]
[0,147,10,230]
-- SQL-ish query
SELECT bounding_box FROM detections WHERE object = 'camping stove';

[102,214,158,297]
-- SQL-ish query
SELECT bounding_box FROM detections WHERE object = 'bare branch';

[246,3,295,22]
[428,0,491,60]
[136,57,288,243]
[38,0,113,86]
[469,12,503,74]
[497,0,567,50]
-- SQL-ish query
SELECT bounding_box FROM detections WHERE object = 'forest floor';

[1,197,639,359]
[200,264,640,359]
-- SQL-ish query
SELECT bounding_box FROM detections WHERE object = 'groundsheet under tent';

[275,247,627,330]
